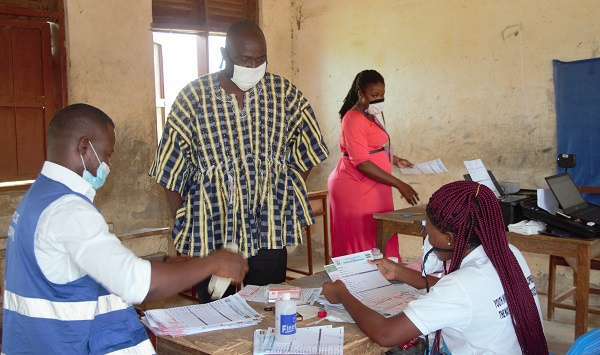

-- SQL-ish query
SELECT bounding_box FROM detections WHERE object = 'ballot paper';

[463,159,501,198]
[238,285,322,305]
[398,158,448,175]
[143,293,264,337]
[253,326,344,355]
[322,251,421,317]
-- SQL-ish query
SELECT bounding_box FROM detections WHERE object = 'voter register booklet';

[322,251,422,317]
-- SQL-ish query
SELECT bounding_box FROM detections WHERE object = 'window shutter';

[152,0,258,33]
[0,0,66,183]
[0,19,53,182]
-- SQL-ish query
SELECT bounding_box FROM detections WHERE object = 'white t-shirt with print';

[403,244,542,355]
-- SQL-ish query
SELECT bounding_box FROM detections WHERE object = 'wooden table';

[373,205,600,339]
[154,272,390,354]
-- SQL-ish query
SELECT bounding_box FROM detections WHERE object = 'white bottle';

[208,242,239,300]
[275,292,297,342]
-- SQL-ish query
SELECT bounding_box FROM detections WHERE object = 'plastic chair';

[566,327,600,355]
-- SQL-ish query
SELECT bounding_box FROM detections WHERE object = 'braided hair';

[426,181,548,355]
[338,69,384,120]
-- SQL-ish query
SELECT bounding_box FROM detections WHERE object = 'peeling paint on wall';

[501,23,522,41]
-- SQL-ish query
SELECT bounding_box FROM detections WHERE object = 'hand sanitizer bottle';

[275,292,297,342]
[208,242,239,300]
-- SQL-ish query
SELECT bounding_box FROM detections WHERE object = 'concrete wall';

[62,0,172,233]
[261,0,600,292]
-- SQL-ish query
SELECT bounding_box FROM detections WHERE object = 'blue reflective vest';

[2,174,152,354]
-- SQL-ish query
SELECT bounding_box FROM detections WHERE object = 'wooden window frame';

[151,1,254,144]
[151,0,258,34]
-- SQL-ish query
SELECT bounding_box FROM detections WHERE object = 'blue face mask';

[80,142,110,190]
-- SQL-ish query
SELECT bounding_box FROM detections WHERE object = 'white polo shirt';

[34,161,151,304]
[403,244,542,355]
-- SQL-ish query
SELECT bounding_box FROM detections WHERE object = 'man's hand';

[368,258,400,281]
[322,280,350,304]
[208,248,249,283]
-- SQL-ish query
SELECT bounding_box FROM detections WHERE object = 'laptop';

[545,172,600,224]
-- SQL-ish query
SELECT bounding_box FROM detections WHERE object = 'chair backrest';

[566,327,600,355]
[577,186,600,195]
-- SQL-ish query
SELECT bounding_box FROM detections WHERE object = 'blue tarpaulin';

[552,58,600,205]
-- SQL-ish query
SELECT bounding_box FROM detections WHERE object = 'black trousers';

[197,247,287,304]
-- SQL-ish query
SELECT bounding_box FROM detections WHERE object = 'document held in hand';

[322,250,422,317]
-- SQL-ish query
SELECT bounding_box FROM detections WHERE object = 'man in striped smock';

[149,21,329,303]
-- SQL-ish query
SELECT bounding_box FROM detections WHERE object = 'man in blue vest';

[2,103,248,354]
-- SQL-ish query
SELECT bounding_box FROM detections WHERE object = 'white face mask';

[231,61,266,91]
[421,235,445,277]
[367,99,385,115]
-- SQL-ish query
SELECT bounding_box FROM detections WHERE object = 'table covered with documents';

[143,250,424,354]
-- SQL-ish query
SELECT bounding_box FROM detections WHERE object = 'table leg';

[547,256,557,321]
[574,245,591,339]
[376,220,395,257]
[322,196,330,265]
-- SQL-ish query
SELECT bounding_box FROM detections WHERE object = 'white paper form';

[399,158,448,175]
[463,159,501,197]
[253,326,344,355]
[323,264,342,282]
[330,251,390,293]
[323,251,421,317]
[144,293,264,336]
[537,188,561,214]
[356,283,420,317]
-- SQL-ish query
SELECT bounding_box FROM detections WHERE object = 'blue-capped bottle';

[275,292,297,342]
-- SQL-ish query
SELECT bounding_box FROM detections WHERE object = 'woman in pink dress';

[328,70,419,258]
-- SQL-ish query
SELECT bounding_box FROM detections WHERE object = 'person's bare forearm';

[164,188,182,218]
[356,161,403,189]
[335,286,421,346]
[301,168,312,182]
[145,257,216,302]
[144,249,247,302]
[334,286,393,343]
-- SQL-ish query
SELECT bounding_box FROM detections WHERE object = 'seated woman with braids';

[322,181,548,354]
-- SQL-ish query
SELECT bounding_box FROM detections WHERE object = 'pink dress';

[328,110,400,259]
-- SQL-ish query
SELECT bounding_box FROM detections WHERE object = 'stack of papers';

[253,326,344,355]
[322,251,421,317]
[463,159,501,198]
[398,158,448,175]
[142,294,264,337]
[238,284,322,305]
